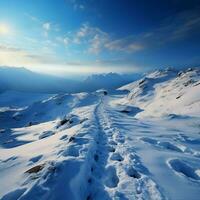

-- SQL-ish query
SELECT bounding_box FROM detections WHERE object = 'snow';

[0,91,53,108]
[0,67,200,200]
[118,67,200,118]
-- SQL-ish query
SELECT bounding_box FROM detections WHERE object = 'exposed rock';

[25,164,45,174]
[103,91,108,95]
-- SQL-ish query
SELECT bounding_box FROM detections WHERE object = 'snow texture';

[0,67,200,200]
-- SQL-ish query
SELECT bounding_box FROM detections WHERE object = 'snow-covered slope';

[0,91,52,108]
[0,67,200,200]
[0,92,98,129]
[118,67,200,118]
[0,91,100,199]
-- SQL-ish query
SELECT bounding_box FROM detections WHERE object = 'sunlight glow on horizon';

[0,0,199,75]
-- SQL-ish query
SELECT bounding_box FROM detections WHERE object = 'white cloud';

[43,22,51,31]
[42,22,51,37]
[25,8,200,58]
[5,8,199,75]
[73,37,81,44]
[76,23,89,38]
[72,23,145,54]
[63,37,69,45]
[73,23,109,54]
[88,34,108,54]
[56,36,69,46]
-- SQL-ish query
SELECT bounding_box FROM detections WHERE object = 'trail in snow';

[105,94,200,200]
[0,68,200,200]
[86,98,111,200]
[87,97,164,200]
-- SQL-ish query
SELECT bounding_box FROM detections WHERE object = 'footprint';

[114,191,129,200]
[178,134,200,145]
[60,135,68,140]
[110,153,124,162]
[141,137,183,152]
[158,141,183,152]
[135,177,163,199]
[129,153,150,175]
[116,137,125,144]
[86,194,93,200]
[29,155,43,163]
[107,146,116,152]
[39,131,55,139]
[2,156,18,163]
[109,140,117,146]
[168,158,200,180]
[68,136,76,143]
[126,166,141,179]
[94,154,99,162]
[140,137,157,145]
[104,166,119,188]
[88,177,92,184]
[62,145,80,157]
[71,137,90,145]
[91,166,95,172]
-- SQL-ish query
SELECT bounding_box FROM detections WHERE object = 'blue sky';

[0,0,200,75]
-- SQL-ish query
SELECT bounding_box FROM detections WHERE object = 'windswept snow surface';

[118,67,200,118]
[0,67,200,200]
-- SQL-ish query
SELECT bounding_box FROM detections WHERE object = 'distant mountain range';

[0,67,80,93]
[0,66,141,93]
[83,72,141,92]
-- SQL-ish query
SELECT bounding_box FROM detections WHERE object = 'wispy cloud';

[73,23,89,44]
[4,8,200,74]
[24,13,41,23]
[105,38,145,53]
[0,45,23,52]
[0,43,63,68]
[167,11,200,41]
[71,23,109,54]
[0,42,140,75]
[71,23,145,54]
[132,9,200,48]
[73,3,85,11]
[68,0,85,11]
[63,59,141,73]
[88,34,105,54]
[25,13,60,38]
[101,9,200,54]
[42,22,51,37]
[56,36,69,46]
[87,29,109,54]
[43,22,51,31]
